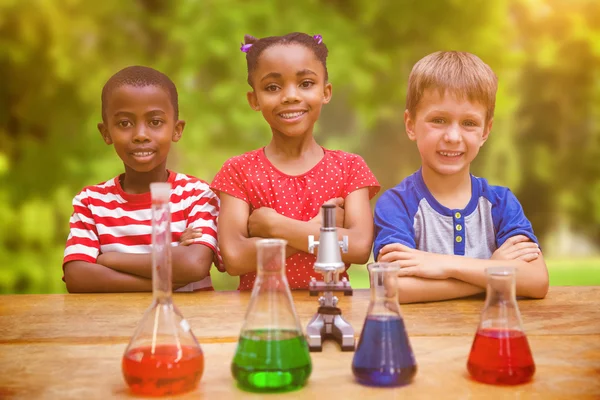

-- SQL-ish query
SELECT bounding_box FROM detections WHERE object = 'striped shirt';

[63,170,221,291]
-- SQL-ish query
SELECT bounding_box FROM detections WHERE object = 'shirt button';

[456,236,463,243]
[456,224,462,231]
[455,212,461,219]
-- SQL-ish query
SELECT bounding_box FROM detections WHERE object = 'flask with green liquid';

[231,239,312,392]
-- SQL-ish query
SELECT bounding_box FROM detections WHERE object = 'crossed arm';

[218,188,374,276]
[64,230,213,293]
[377,235,549,303]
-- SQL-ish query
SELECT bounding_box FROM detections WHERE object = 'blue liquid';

[352,316,417,387]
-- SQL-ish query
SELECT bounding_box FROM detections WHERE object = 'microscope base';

[305,306,355,352]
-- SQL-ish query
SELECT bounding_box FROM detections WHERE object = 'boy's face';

[247,44,332,139]
[405,88,493,178]
[98,85,184,174]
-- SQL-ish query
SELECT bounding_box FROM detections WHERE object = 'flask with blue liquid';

[352,262,417,387]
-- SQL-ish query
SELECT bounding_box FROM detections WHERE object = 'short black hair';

[101,66,179,120]
[242,32,329,87]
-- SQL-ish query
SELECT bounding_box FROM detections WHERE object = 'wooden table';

[1,287,599,399]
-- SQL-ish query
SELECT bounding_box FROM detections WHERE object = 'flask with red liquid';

[467,266,535,385]
[352,262,417,386]
[121,182,204,396]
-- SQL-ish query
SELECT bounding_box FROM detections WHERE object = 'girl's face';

[247,44,332,139]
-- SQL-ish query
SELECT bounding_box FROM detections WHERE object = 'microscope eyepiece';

[322,204,336,229]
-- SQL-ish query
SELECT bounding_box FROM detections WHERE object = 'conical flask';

[467,266,535,385]
[231,239,312,392]
[121,182,204,396]
[352,262,417,386]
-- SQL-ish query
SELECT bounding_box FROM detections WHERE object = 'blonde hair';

[406,51,498,121]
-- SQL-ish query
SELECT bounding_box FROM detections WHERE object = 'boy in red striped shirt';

[63,66,221,293]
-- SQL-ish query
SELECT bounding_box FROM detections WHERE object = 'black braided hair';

[242,32,329,87]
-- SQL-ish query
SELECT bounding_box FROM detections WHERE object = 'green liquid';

[231,329,312,392]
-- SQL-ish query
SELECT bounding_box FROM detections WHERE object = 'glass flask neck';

[479,266,523,331]
[239,238,304,334]
[367,263,402,317]
[484,267,518,307]
[151,183,173,303]
[256,239,287,276]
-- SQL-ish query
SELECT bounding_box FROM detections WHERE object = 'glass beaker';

[121,182,204,396]
[352,262,417,386]
[231,239,311,392]
[467,266,535,385]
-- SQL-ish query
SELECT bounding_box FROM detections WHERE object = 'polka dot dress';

[211,147,380,290]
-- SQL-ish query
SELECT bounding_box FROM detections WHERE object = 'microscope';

[305,203,355,352]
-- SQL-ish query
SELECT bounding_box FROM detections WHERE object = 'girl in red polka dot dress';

[211,32,380,290]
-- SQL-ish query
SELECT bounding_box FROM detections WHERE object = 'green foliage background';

[1,0,599,293]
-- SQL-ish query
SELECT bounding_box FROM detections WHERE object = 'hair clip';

[240,43,253,53]
[313,34,323,45]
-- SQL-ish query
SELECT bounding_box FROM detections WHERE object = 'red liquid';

[122,345,204,396]
[467,329,535,385]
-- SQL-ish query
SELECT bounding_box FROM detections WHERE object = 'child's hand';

[491,235,540,262]
[179,227,203,246]
[248,207,278,238]
[96,253,106,266]
[310,197,345,227]
[378,243,450,279]
[378,243,419,263]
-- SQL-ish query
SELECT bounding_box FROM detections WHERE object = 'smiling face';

[405,88,493,178]
[98,84,184,174]
[247,44,332,139]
